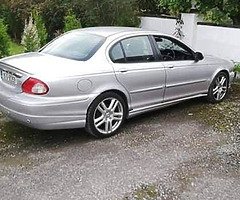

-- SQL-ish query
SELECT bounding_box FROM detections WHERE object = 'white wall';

[196,25,240,62]
[141,15,240,62]
[140,16,176,35]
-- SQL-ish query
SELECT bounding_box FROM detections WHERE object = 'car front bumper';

[0,88,96,130]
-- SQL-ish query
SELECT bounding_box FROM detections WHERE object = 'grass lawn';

[9,41,24,56]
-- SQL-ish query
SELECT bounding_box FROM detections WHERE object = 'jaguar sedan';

[0,27,235,138]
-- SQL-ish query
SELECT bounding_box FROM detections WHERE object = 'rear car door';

[152,35,209,102]
[110,35,166,111]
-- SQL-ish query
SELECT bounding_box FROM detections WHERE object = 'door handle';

[119,68,128,73]
[166,65,174,69]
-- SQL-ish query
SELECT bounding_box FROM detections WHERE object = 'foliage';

[0,19,11,58]
[9,41,24,55]
[32,10,48,46]
[203,7,232,25]
[21,15,41,53]
[64,10,81,32]
[158,0,192,16]
[1,0,30,40]
[234,63,240,73]
[138,0,240,25]
[79,0,140,27]
[40,0,68,39]
[2,0,240,42]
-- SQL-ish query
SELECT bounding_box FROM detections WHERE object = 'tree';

[197,0,240,25]
[154,0,240,25]
[64,10,81,32]
[158,0,192,16]
[21,15,41,52]
[79,0,140,27]
[33,10,48,46]
[0,19,11,58]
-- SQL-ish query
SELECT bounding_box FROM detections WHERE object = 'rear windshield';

[41,32,106,61]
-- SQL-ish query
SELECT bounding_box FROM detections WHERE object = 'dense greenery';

[64,10,81,32]
[141,0,240,25]
[235,64,240,73]
[0,19,10,58]
[1,0,240,55]
[33,10,48,47]
[9,41,24,55]
[0,0,139,41]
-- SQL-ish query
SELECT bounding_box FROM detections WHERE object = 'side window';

[154,36,194,61]
[121,36,155,63]
[110,43,125,63]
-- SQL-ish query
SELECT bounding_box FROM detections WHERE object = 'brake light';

[22,78,49,95]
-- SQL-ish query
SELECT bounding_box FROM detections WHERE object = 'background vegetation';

[0,0,240,57]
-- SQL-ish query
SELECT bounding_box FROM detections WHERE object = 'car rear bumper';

[0,103,86,130]
[0,88,96,130]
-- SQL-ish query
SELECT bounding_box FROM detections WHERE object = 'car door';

[152,35,209,102]
[109,35,166,111]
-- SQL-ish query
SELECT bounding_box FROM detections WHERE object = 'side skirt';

[128,93,207,118]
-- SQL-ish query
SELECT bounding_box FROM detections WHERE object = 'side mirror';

[194,52,204,62]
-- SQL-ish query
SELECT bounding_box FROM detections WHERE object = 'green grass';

[9,41,24,56]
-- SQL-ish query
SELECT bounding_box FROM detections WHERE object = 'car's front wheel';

[207,72,229,103]
[86,92,127,138]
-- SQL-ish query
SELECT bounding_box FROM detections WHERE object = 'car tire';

[207,72,229,103]
[86,92,127,138]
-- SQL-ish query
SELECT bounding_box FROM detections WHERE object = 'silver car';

[0,27,235,138]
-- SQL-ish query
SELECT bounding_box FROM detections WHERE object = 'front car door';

[109,35,166,111]
[152,35,209,102]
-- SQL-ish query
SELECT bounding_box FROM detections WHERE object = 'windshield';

[41,32,106,61]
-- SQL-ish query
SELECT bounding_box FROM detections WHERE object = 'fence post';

[181,13,198,48]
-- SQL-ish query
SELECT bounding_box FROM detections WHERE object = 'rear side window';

[110,43,125,63]
[109,36,155,63]
[121,36,154,63]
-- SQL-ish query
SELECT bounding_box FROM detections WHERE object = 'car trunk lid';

[0,52,89,78]
[0,61,30,94]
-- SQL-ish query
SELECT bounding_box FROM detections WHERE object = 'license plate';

[0,70,18,85]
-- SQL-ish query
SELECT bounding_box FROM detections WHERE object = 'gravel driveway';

[0,82,239,200]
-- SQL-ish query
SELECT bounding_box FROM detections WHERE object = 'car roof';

[73,26,155,37]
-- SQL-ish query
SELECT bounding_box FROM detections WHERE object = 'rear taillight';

[22,78,49,95]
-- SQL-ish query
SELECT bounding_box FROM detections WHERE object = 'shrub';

[64,11,81,32]
[32,10,48,46]
[234,63,240,73]
[21,15,41,52]
[0,19,11,58]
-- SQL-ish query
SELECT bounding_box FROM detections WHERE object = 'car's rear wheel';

[207,72,229,103]
[86,92,127,138]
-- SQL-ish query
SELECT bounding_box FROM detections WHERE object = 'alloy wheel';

[212,74,228,101]
[93,98,124,135]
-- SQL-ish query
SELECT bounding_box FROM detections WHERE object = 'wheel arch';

[210,69,230,86]
[87,89,131,117]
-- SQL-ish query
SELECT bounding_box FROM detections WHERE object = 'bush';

[33,10,48,46]
[0,19,10,58]
[21,15,40,52]
[234,63,240,73]
[64,11,81,32]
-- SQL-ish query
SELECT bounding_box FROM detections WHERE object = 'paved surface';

[0,99,240,200]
